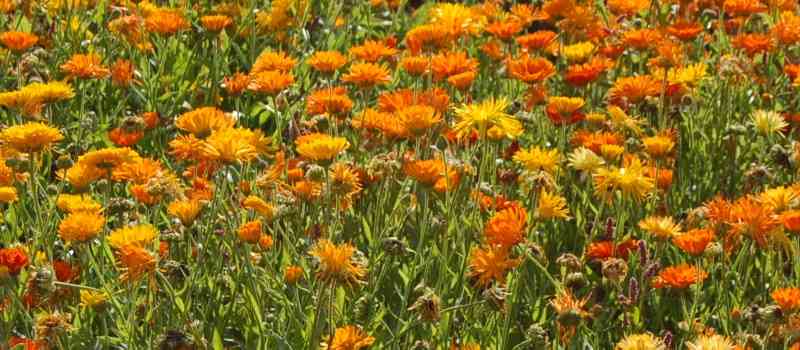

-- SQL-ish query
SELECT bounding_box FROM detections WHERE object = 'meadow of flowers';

[5,0,800,349]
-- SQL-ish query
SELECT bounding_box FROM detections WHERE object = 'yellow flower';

[107,224,157,249]
[0,186,17,203]
[600,144,625,160]
[79,290,108,309]
[607,106,644,136]
[751,109,787,136]
[513,146,560,174]
[242,195,275,219]
[167,199,203,226]
[638,215,682,239]
[200,128,264,163]
[309,239,367,286]
[561,41,595,63]
[568,147,605,173]
[615,333,666,350]
[686,334,736,350]
[56,194,101,213]
[536,190,570,220]
[669,62,707,87]
[0,122,63,153]
[429,3,486,37]
[295,133,349,161]
[593,157,655,202]
[397,105,441,136]
[175,107,234,138]
[759,185,800,212]
[453,98,523,139]
[77,147,141,170]
[58,210,105,242]
[641,134,675,159]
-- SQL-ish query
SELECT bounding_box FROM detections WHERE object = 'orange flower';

[781,210,800,232]
[284,265,304,284]
[673,228,715,256]
[405,24,450,54]
[0,31,38,52]
[772,287,800,312]
[223,72,250,96]
[60,53,111,79]
[571,130,623,154]
[447,71,476,90]
[468,245,520,287]
[403,158,446,185]
[251,50,296,73]
[607,0,650,15]
[111,59,136,87]
[341,62,392,87]
[481,40,504,61]
[652,264,708,289]
[584,239,639,261]
[484,206,528,248]
[400,55,429,75]
[608,75,661,106]
[200,15,233,32]
[396,104,441,135]
[378,88,450,114]
[430,51,478,81]
[667,21,704,41]
[774,12,800,46]
[486,20,523,40]
[308,51,347,73]
[247,70,294,95]
[546,96,585,125]
[238,220,262,244]
[108,128,144,147]
[516,31,558,52]
[507,55,556,84]
[116,245,156,282]
[564,56,611,86]
[732,33,775,57]
[723,0,767,17]
[349,39,398,62]
[305,87,353,116]
[727,196,779,247]
[309,239,366,286]
[622,28,662,50]
[145,10,190,36]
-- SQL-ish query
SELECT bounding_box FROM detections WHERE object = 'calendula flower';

[673,228,715,256]
[428,3,486,38]
[484,206,528,248]
[430,51,478,81]
[568,147,605,173]
[400,55,429,75]
[507,55,556,84]
[516,31,558,52]
[397,105,441,135]
[638,216,682,239]
[614,333,665,350]
[732,33,774,57]
[772,287,800,312]
[0,247,28,276]
[295,133,349,161]
[176,107,234,138]
[321,325,375,350]
[200,15,233,32]
[609,75,661,106]
[513,146,560,174]
[561,41,595,63]
[223,73,250,96]
[642,132,676,158]
[593,157,655,202]
[341,62,392,87]
[79,290,108,309]
[546,96,585,125]
[200,128,266,163]
[310,239,367,286]
[0,186,17,203]
[107,224,157,249]
[452,98,523,139]
[58,210,105,242]
[56,194,101,213]
[652,264,707,289]
[60,53,110,79]
[751,110,788,136]
[308,51,347,73]
[0,122,63,153]
[145,9,189,36]
[0,31,38,52]
[242,196,275,219]
[167,199,203,226]
[685,334,736,350]
[110,59,136,87]
[305,87,353,117]
[468,245,520,287]
[252,50,296,73]
[622,28,662,50]
[564,56,611,86]
[247,70,294,95]
[77,147,141,170]
[284,265,304,284]
[667,21,704,41]
[349,39,398,62]
[537,190,570,220]
[116,244,156,282]
[606,0,651,15]
[238,220,263,244]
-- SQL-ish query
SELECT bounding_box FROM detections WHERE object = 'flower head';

[310,239,367,286]
[0,122,63,153]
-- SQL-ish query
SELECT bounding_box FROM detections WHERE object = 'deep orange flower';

[564,56,611,86]
[571,130,623,154]
[251,50,296,73]
[732,33,775,57]
[723,0,767,17]
[673,228,715,256]
[0,247,28,276]
[200,15,233,32]
[405,24,450,54]
[585,239,639,261]
[341,62,392,87]
[773,12,800,46]
[60,53,111,79]
[486,20,523,40]
[484,206,528,248]
[608,75,661,106]
[772,287,800,312]
[652,264,708,289]
[468,245,520,287]
[781,210,800,232]
[516,31,558,52]
[145,10,190,36]
[546,96,585,125]
[667,21,704,41]
[247,70,294,95]
[0,31,38,52]
[111,59,136,87]
[108,128,144,147]
[403,158,446,185]
[238,220,262,243]
[607,0,650,15]
[223,72,250,96]
[727,196,779,247]
[480,40,504,61]
[447,71,476,90]
[306,87,353,116]
[349,39,398,62]
[400,55,429,75]
[430,51,478,81]
[622,28,662,50]
[378,88,450,114]
[507,55,556,84]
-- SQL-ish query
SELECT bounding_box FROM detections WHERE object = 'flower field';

[4,0,800,348]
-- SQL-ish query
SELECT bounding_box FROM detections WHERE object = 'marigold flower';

[400,55,429,76]
[516,31,558,52]
[405,24,450,54]
[308,51,347,73]
[781,210,800,231]
[667,21,704,41]
[111,59,136,87]
[58,210,105,242]
[723,0,767,17]
[242,196,275,219]
[638,215,682,239]
[0,31,38,52]
[507,55,556,84]
[652,264,707,289]
[513,146,560,174]
[349,39,398,62]
[537,190,570,220]
[145,9,189,36]
[673,228,715,256]
[607,0,651,15]
[378,88,450,114]
[732,33,775,57]
[686,334,736,350]
[561,41,595,63]
[641,132,676,158]
[238,220,263,243]
[247,70,294,95]
[430,51,478,81]
[116,244,156,282]
[564,56,611,86]
[200,128,266,163]
[468,245,519,287]
[310,239,366,286]
[341,62,391,87]
[0,247,28,276]
[60,53,111,79]
[56,194,101,213]
[486,20,523,40]
[484,206,528,248]
[397,105,441,135]
[200,15,233,32]
[252,50,296,73]
[0,122,63,153]
[223,73,250,96]
[728,196,780,247]
[751,109,787,136]
[772,287,800,312]
[545,96,585,125]
[609,75,661,106]
[322,325,375,350]
[284,265,304,284]
[622,28,662,50]
[0,186,17,203]
[305,87,353,116]
[593,157,655,202]
[453,98,523,140]
[615,333,666,350]
[108,224,157,249]
[167,199,203,226]
[295,133,349,161]
[175,107,234,138]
